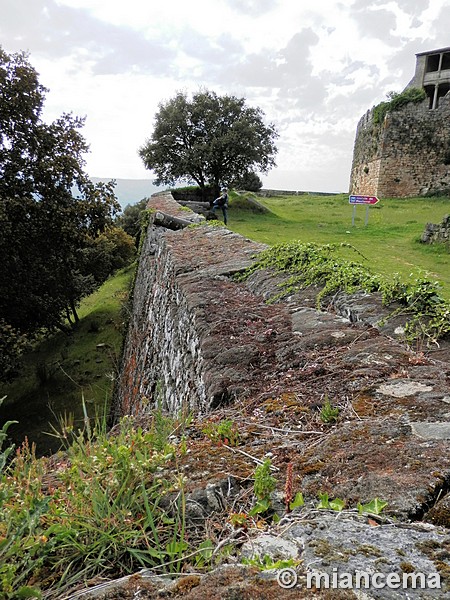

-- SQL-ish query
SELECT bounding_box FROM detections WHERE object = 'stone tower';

[349,47,450,198]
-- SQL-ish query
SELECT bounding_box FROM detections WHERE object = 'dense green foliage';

[0,323,29,383]
[231,171,263,192]
[0,266,134,457]
[372,87,426,124]
[81,226,136,289]
[0,48,134,382]
[115,198,149,244]
[139,90,278,198]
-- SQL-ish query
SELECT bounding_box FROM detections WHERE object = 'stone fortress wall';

[110,192,450,596]
[350,46,450,198]
[115,192,450,512]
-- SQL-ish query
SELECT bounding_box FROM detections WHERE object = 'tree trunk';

[153,211,193,230]
[70,299,80,323]
[65,307,73,325]
[199,184,208,204]
[56,321,72,334]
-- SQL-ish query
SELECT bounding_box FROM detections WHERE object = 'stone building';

[350,46,450,198]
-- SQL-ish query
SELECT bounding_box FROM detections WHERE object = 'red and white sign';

[349,195,379,205]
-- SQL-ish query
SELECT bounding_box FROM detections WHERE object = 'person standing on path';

[211,187,229,225]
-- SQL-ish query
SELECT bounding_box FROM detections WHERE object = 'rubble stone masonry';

[350,95,450,198]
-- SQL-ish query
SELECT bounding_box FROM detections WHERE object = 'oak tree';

[139,90,278,198]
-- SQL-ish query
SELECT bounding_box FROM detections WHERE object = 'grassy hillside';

[228,193,450,298]
[0,265,134,456]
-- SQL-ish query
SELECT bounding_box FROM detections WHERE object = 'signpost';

[349,195,379,226]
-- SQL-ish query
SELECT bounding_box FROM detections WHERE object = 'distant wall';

[258,189,340,197]
[350,96,450,198]
[171,188,216,203]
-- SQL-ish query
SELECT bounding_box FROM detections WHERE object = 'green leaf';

[289,491,304,510]
[16,587,42,599]
[161,514,175,525]
[129,546,164,561]
[198,539,214,560]
[166,540,188,556]
[329,498,345,512]
[357,498,388,515]
[316,492,330,510]
[317,493,344,511]
[249,497,271,516]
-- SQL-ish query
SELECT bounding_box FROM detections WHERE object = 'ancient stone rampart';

[115,192,268,417]
[117,193,450,513]
[111,192,450,597]
[257,189,339,197]
[350,96,450,198]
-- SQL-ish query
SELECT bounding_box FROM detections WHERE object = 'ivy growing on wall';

[237,241,450,345]
[372,88,426,125]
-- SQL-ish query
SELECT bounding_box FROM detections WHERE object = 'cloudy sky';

[2,0,450,192]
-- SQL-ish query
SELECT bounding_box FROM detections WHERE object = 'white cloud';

[1,0,450,191]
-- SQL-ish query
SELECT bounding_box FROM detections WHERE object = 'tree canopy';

[0,48,128,381]
[115,198,149,246]
[139,90,278,197]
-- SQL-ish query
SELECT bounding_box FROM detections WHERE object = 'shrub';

[373,87,426,124]
[232,171,263,192]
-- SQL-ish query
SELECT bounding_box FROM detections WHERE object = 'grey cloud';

[351,6,397,44]
[275,53,382,121]
[328,57,413,121]
[0,0,176,75]
[276,77,327,115]
[351,0,429,15]
[89,30,175,76]
[222,53,281,87]
[422,4,450,48]
[350,0,432,37]
[224,0,278,16]
[326,85,384,120]
[395,0,430,12]
[386,41,424,86]
[179,30,244,65]
[219,28,320,89]
[327,59,380,87]
[203,28,328,125]
[279,29,320,75]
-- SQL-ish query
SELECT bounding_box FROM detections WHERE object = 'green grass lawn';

[0,265,134,455]
[228,193,450,298]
